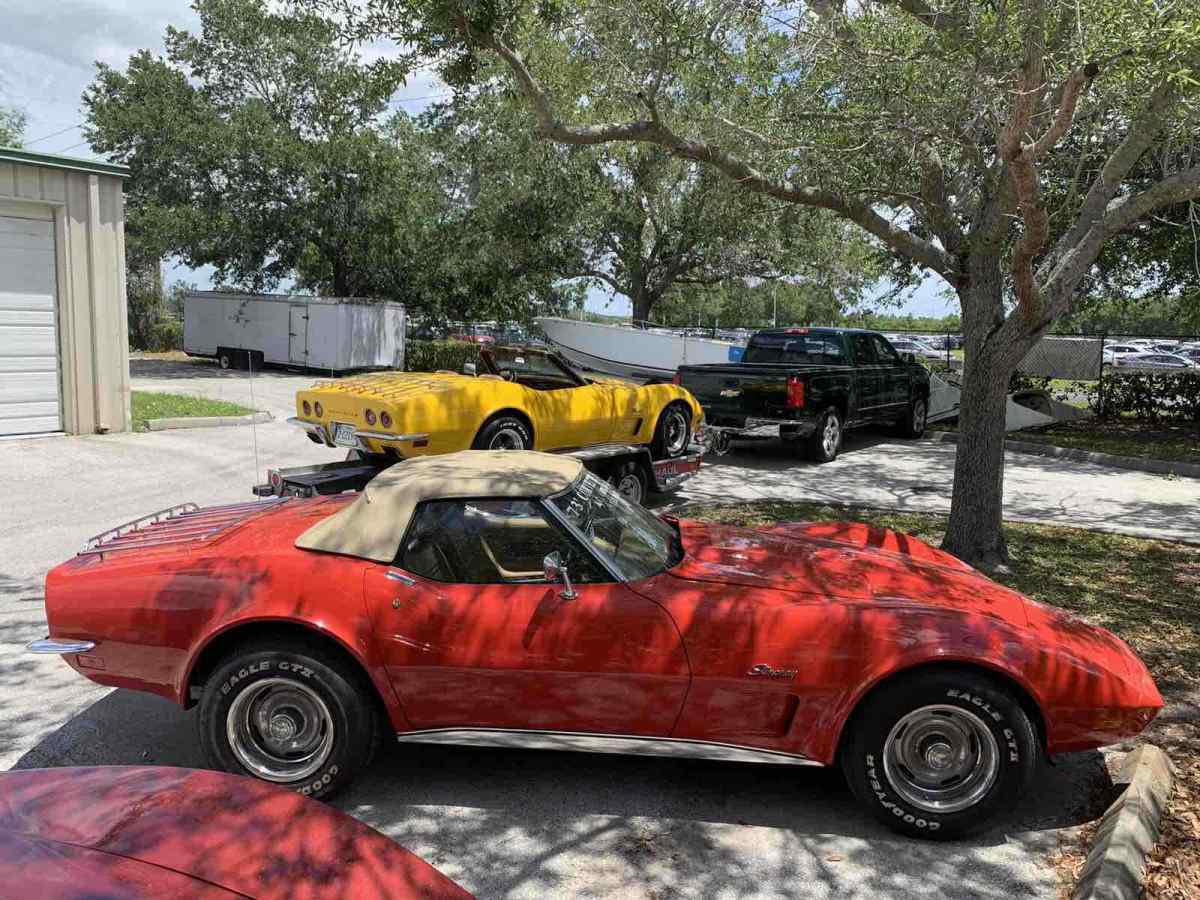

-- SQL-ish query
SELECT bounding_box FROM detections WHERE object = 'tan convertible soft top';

[295,450,584,563]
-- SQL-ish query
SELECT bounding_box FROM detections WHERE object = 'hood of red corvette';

[672,520,1029,622]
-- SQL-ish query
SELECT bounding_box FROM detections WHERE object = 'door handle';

[386,571,416,585]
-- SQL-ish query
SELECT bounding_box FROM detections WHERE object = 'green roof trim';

[0,146,130,178]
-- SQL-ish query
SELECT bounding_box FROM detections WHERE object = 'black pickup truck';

[676,327,931,462]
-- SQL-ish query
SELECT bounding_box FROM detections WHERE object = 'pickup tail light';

[672,371,682,385]
[787,375,805,409]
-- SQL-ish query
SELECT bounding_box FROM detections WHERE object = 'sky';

[0,0,958,321]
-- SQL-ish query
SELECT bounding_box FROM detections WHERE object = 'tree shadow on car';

[10,688,1113,899]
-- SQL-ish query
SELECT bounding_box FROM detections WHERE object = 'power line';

[56,139,90,154]
[393,92,453,104]
[25,123,84,145]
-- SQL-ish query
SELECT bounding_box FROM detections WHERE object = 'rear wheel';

[198,640,379,799]
[840,668,1038,839]
[650,403,691,460]
[473,415,532,451]
[897,396,928,439]
[804,407,842,463]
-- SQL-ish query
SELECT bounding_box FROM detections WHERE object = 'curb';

[926,431,1200,480]
[1072,744,1176,900]
[145,411,273,431]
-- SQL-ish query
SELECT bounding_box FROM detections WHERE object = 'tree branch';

[568,267,625,293]
[1044,79,1178,275]
[472,27,960,283]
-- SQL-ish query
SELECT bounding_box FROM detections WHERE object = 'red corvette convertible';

[0,766,470,898]
[31,451,1161,839]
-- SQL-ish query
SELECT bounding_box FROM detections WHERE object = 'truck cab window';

[871,335,902,365]
[850,334,877,366]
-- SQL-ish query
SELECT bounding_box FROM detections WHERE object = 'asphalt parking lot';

[5,358,1196,897]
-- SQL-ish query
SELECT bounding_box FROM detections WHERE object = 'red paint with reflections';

[43,497,1160,769]
[0,766,471,899]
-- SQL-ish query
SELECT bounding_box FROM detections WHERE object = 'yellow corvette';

[291,346,703,460]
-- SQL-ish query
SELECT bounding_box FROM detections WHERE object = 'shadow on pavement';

[131,357,314,381]
[12,687,1112,899]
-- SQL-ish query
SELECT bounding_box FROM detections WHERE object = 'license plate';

[331,422,358,447]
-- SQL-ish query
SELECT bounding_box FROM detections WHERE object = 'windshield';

[742,333,847,365]
[549,472,680,580]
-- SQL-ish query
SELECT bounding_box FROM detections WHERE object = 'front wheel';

[840,669,1038,839]
[198,641,379,799]
[650,404,691,460]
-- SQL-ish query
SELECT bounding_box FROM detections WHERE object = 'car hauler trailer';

[253,444,703,508]
[183,291,405,372]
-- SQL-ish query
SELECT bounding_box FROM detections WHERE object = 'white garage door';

[0,214,61,435]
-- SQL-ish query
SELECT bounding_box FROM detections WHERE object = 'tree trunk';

[941,266,1013,570]
[631,285,656,323]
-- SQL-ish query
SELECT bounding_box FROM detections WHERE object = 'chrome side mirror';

[462,362,477,376]
[543,551,577,600]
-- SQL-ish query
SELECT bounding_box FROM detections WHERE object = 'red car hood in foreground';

[672,519,1030,622]
[0,767,471,900]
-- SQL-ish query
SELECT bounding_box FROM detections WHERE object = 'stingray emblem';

[747,663,798,680]
[719,388,742,398]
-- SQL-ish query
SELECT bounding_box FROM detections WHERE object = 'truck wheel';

[198,640,379,800]
[840,668,1038,840]
[218,349,235,370]
[805,408,842,463]
[897,396,928,439]
[609,461,647,505]
[650,404,691,459]
[473,415,532,450]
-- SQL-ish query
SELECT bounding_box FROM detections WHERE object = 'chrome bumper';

[286,417,428,451]
[28,638,95,654]
[698,417,815,440]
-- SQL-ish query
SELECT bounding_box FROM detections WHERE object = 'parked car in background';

[1112,352,1199,370]
[292,345,702,460]
[1100,343,1145,364]
[886,336,946,361]
[0,766,470,898]
[30,451,1161,841]
[678,327,931,462]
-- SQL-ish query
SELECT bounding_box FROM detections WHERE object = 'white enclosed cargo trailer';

[183,292,405,372]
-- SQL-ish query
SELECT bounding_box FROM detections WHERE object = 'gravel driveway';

[5,356,1185,897]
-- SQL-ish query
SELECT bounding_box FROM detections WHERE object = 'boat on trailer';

[536,316,743,381]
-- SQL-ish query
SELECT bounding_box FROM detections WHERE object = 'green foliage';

[131,390,254,430]
[0,104,25,146]
[84,0,408,292]
[146,319,184,352]
[405,339,481,373]
[1096,371,1200,422]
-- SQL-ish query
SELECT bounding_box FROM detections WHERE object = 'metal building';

[0,148,131,436]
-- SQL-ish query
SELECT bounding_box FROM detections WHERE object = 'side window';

[398,499,610,585]
[872,335,902,365]
[851,334,877,366]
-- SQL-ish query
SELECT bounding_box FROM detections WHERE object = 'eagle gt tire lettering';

[198,641,379,800]
[841,668,1038,839]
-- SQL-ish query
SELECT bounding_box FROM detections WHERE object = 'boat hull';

[537,317,741,380]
